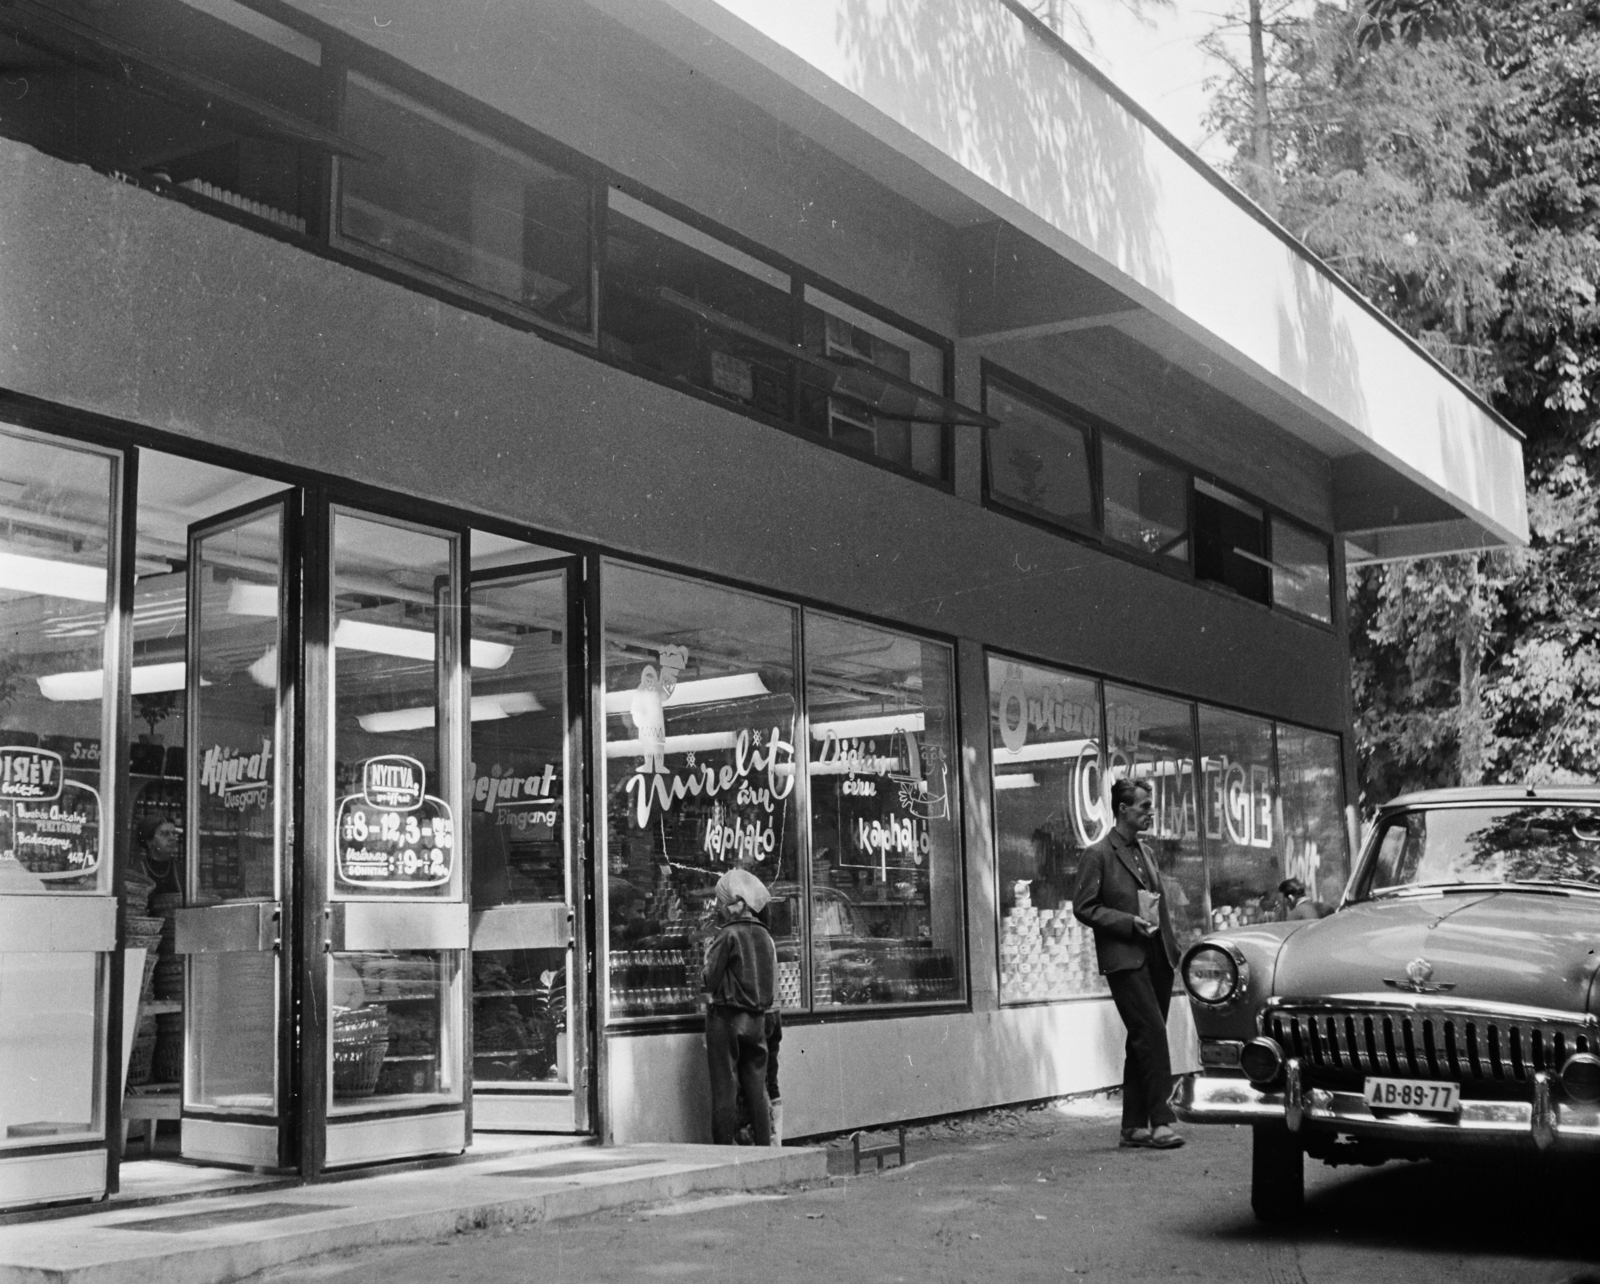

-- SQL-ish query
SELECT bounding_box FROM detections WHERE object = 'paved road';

[256,1101,1600,1284]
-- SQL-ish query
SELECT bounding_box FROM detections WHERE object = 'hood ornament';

[1384,956,1457,994]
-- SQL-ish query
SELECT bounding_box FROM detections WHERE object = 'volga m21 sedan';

[1178,787,1600,1220]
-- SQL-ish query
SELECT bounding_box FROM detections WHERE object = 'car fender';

[1182,920,1317,1040]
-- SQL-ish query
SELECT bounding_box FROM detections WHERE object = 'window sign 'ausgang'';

[337,754,456,889]
[0,744,101,883]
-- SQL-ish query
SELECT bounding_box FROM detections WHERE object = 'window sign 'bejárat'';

[337,755,456,890]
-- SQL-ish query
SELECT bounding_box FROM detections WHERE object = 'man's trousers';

[1105,956,1176,1130]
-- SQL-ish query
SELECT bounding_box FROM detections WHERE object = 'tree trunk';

[1248,0,1277,214]
[1456,560,1486,787]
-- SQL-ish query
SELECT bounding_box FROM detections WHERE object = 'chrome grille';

[1264,1004,1594,1084]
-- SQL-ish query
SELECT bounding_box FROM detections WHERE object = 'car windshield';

[1360,805,1600,898]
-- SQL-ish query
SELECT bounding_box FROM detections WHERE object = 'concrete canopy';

[586,0,1530,563]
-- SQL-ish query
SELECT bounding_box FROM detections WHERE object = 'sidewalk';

[0,1142,824,1284]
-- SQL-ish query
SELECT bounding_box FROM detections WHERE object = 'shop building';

[0,0,1526,1210]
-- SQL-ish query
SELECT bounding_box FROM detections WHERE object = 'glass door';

[0,426,120,1210]
[468,562,587,1133]
[317,507,467,1169]
[175,496,296,1169]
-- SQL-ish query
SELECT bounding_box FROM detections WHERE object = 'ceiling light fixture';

[0,551,107,603]
[36,661,194,702]
[335,618,513,670]
[602,673,768,714]
[357,691,541,734]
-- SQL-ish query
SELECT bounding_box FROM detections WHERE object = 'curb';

[0,1147,826,1284]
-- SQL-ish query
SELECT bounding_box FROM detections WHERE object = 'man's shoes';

[1118,1127,1152,1148]
[1147,1125,1185,1149]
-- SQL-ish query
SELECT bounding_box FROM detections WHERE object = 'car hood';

[1274,891,1600,1014]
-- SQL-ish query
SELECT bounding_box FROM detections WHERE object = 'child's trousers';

[705,1005,770,1145]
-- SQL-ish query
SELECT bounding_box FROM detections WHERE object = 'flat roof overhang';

[582,0,1529,564]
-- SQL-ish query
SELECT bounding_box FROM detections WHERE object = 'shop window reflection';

[983,382,1096,534]
[602,563,801,1019]
[1103,684,1207,950]
[1196,705,1278,931]
[805,614,962,1008]
[602,191,795,422]
[1194,480,1269,604]
[798,286,945,479]
[1101,438,1189,564]
[1269,518,1333,623]
[338,75,592,333]
[1275,724,1349,912]
[989,658,1108,1002]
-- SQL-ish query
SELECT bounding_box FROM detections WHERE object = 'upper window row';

[0,3,961,484]
[984,375,1334,623]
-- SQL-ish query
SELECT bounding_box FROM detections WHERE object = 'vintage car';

[1178,786,1600,1220]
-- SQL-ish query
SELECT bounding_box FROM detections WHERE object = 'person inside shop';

[1073,779,1184,1150]
[702,867,776,1146]
[131,815,182,899]
[1278,877,1330,920]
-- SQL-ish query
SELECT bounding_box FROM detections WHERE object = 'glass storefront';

[989,658,1107,1002]
[602,563,802,1019]
[0,426,119,1158]
[805,614,961,1008]
[989,656,1352,1004]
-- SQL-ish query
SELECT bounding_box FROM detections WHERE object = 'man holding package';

[1074,779,1184,1150]
[702,867,777,1145]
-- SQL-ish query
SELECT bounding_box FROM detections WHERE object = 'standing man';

[1074,779,1184,1149]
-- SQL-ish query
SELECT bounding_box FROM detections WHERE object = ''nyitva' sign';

[336,755,455,889]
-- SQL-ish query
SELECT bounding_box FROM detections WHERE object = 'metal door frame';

[466,555,592,1134]
[178,489,302,1171]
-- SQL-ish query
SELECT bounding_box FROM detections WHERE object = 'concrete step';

[0,1144,825,1284]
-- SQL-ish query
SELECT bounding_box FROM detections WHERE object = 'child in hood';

[703,867,776,1145]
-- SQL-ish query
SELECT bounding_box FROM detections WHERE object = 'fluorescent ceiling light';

[248,647,278,688]
[995,738,1096,764]
[605,732,739,759]
[358,691,541,734]
[0,552,107,603]
[603,673,768,715]
[228,582,279,617]
[809,713,924,741]
[37,661,192,702]
[993,773,1039,791]
[335,619,512,670]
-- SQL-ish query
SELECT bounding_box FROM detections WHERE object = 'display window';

[989,657,1107,1002]
[1269,517,1333,623]
[1196,704,1278,931]
[0,426,119,895]
[1103,683,1207,949]
[601,563,802,1019]
[798,285,945,479]
[329,949,461,1109]
[336,73,593,334]
[805,613,962,1008]
[1275,723,1350,911]
[602,189,796,422]
[983,379,1096,535]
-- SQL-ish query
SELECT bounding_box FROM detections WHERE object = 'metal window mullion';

[794,609,815,1016]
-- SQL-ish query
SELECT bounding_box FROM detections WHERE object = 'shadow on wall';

[1279,256,1369,467]
[830,0,1174,307]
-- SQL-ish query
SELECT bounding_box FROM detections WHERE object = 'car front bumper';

[1177,1061,1600,1152]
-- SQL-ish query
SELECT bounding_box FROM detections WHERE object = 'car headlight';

[1239,1037,1284,1086]
[1182,942,1248,1006]
[1562,1052,1600,1104]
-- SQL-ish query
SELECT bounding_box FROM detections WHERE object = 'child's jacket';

[703,913,776,1013]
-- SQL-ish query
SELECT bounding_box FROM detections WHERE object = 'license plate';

[1364,1077,1461,1114]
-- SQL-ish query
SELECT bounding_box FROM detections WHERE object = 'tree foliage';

[1209,0,1600,806]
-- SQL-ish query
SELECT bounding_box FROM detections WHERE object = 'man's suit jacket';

[1073,828,1181,974]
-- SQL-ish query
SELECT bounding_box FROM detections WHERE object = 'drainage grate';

[113,1202,347,1234]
